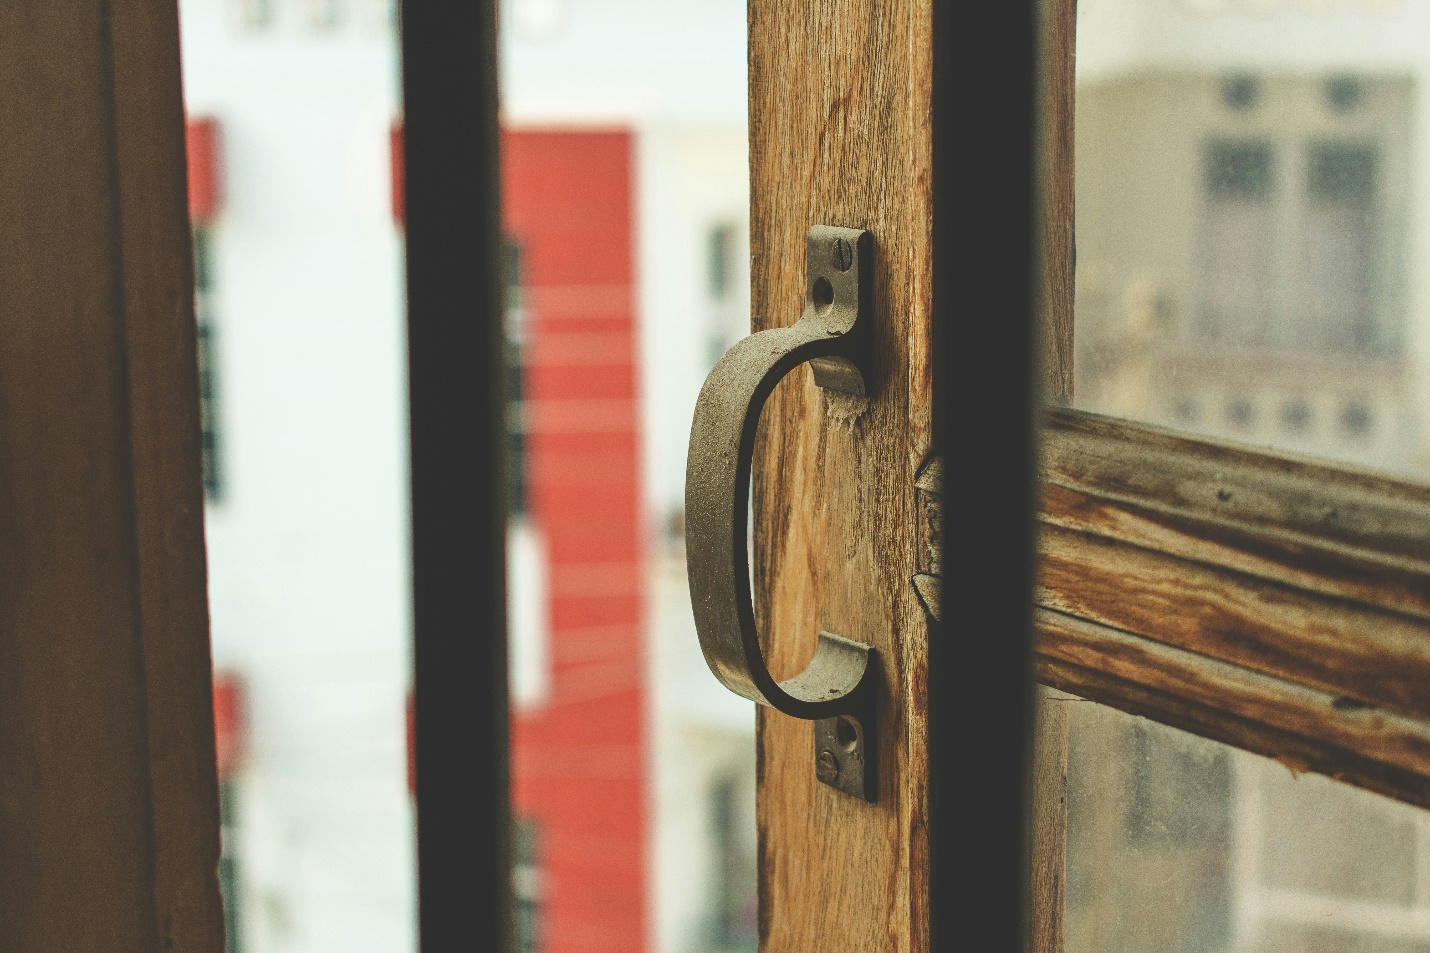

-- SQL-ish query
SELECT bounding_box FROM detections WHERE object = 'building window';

[1326,75,1364,114]
[1281,399,1312,434]
[194,228,224,501]
[705,221,741,370]
[298,0,342,30]
[1196,127,1394,358]
[1221,75,1261,112]
[1196,140,1276,348]
[213,674,245,952]
[231,0,272,29]
[1298,141,1382,353]
[1225,396,1256,431]
[707,222,737,301]
[505,239,528,517]
[513,818,543,953]
[218,781,242,953]
[709,773,757,951]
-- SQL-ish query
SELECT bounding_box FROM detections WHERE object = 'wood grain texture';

[1038,0,1075,404]
[1030,687,1069,953]
[749,1,930,950]
[0,3,223,950]
[1037,407,1430,806]
[1036,609,1430,808]
[1031,0,1074,948]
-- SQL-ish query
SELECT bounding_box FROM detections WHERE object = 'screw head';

[816,749,840,783]
[832,237,853,272]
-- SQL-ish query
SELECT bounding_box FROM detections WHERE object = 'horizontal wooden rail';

[1036,406,1430,807]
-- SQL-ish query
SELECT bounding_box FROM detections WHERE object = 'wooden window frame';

[399,3,513,953]
[1037,404,1430,808]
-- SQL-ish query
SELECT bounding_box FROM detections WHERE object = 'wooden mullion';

[1046,406,1430,568]
[1036,609,1430,808]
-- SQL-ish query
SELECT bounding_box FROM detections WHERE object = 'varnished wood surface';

[0,3,223,950]
[1036,609,1430,808]
[1037,406,1430,807]
[749,0,931,949]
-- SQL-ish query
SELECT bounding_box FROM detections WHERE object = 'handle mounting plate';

[684,225,878,800]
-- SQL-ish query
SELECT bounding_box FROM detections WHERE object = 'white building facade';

[179,0,755,951]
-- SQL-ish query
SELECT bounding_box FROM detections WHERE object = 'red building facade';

[503,130,647,953]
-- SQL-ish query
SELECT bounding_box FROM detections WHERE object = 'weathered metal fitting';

[684,225,879,801]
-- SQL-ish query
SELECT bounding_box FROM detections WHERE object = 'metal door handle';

[685,225,877,801]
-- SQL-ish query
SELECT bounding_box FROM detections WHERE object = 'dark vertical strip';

[94,4,166,942]
[929,2,1042,952]
[399,2,511,952]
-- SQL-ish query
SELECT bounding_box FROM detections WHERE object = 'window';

[1077,73,1411,466]
[1055,15,1430,950]
[703,221,744,372]
[513,818,542,953]
[193,228,224,501]
[510,0,564,41]
[1299,141,1383,353]
[1197,139,1276,348]
[708,773,757,952]
[298,0,341,30]
[504,238,528,516]
[218,781,243,953]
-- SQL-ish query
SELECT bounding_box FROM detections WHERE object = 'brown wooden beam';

[0,2,223,950]
[1038,406,1430,808]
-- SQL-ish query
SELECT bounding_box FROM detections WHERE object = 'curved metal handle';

[685,225,877,799]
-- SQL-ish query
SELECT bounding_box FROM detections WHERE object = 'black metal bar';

[399,2,511,951]
[930,2,1041,950]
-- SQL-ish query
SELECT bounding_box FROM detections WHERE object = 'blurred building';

[179,0,754,951]
[1070,2,1430,951]
[1074,0,1430,472]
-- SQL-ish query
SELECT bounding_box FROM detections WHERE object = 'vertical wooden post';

[1031,690,1071,953]
[0,2,224,950]
[1031,0,1076,951]
[749,2,933,950]
[1040,0,1077,408]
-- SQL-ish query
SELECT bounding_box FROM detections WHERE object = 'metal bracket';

[684,225,878,801]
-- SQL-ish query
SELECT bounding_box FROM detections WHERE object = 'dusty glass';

[1067,701,1430,953]
[1074,0,1430,478]
[1070,6,1430,952]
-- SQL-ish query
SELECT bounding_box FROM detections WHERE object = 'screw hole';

[812,276,835,312]
[834,716,859,752]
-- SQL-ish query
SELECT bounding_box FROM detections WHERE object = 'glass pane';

[182,1,753,952]
[1067,700,1430,953]
[1073,3,1430,476]
[500,4,755,953]
[179,3,411,952]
